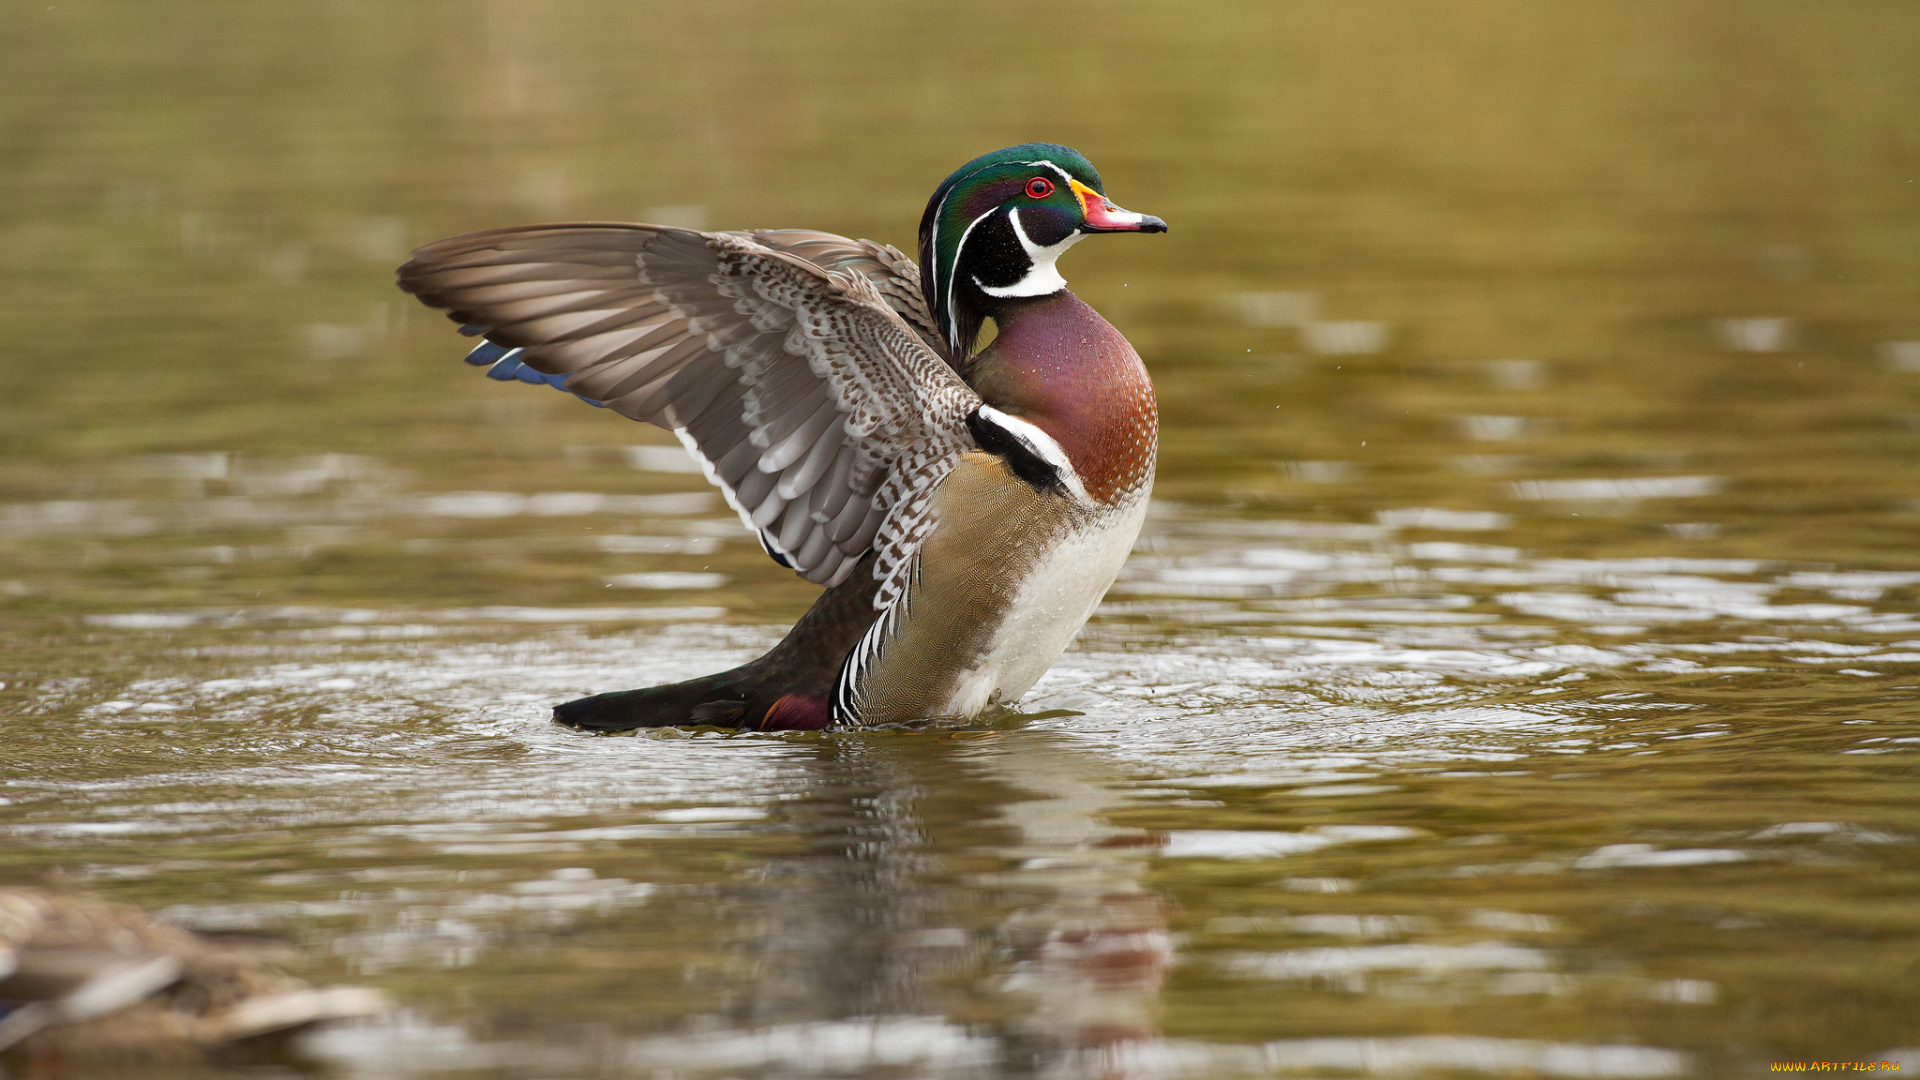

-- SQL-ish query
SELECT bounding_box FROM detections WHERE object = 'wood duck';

[0,888,384,1067]
[397,143,1165,731]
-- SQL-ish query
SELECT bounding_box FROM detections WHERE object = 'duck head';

[918,143,1165,360]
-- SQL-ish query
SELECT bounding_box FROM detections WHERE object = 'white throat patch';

[975,209,1083,299]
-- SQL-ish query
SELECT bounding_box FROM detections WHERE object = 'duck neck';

[962,291,1157,506]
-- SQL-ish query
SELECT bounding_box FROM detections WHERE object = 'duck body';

[397,144,1163,730]
[841,292,1156,721]
[0,888,384,1068]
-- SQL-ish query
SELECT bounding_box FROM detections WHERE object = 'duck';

[0,887,384,1070]
[397,143,1165,731]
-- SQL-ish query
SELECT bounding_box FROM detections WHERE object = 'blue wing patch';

[460,333,606,407]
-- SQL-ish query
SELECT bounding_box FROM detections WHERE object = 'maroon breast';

[963,292,1158,505]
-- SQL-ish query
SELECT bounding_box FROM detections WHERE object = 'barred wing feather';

[397,223,978,608]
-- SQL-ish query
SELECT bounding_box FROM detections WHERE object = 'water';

[3,2,1920,1076]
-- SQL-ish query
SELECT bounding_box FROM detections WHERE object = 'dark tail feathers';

[551,552,881,734]
[552,664,834,732]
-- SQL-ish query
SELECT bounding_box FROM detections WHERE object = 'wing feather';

[738,470,783,522]
[843,502,887,552]
[774,501,815,553]
[710,431,763,483]
[756,394,838,472]
[812,447,855,514]
[777,418,845,500]
[399,223,976,605]
[793,525,837,569]
[744,230,944,355]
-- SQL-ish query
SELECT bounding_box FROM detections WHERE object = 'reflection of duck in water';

[0,888,383,1071]
[615,732,1177,1078]
[979,737,1175,1075]
[399,144,1164,731]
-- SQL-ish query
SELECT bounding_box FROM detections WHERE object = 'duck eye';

[1025,177,1054,199]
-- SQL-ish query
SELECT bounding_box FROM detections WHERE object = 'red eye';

[1025,177,1054,199]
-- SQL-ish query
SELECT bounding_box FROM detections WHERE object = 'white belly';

[937,497,1147,716]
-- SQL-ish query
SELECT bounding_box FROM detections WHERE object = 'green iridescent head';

[916,143,1164,361]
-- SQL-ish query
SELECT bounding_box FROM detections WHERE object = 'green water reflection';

[2,2,1918,1077]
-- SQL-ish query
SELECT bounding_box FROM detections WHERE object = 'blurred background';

[1,2,1918,1078]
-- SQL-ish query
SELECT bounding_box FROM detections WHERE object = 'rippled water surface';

[4,3,1919,1077]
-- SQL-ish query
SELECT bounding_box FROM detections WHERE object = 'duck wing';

[397,224,979,608]
[739,230,945,357]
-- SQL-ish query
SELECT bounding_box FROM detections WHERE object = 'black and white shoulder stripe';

[965,405,1092,504]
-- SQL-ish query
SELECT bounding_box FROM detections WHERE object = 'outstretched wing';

[397,223,979,607]
[742,230,946,357]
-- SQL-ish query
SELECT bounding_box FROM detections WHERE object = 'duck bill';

[1069,178,1167,233]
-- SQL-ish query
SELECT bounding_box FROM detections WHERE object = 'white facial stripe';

[974,208,1082,299]
[1019,160,1077,185]
[929,187,955,301]
[976,404,1092,505]
[946,205,1001,350]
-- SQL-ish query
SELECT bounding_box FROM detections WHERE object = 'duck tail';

[551,665,832,732]
[551,555,881,733]
[550,665,752,731]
